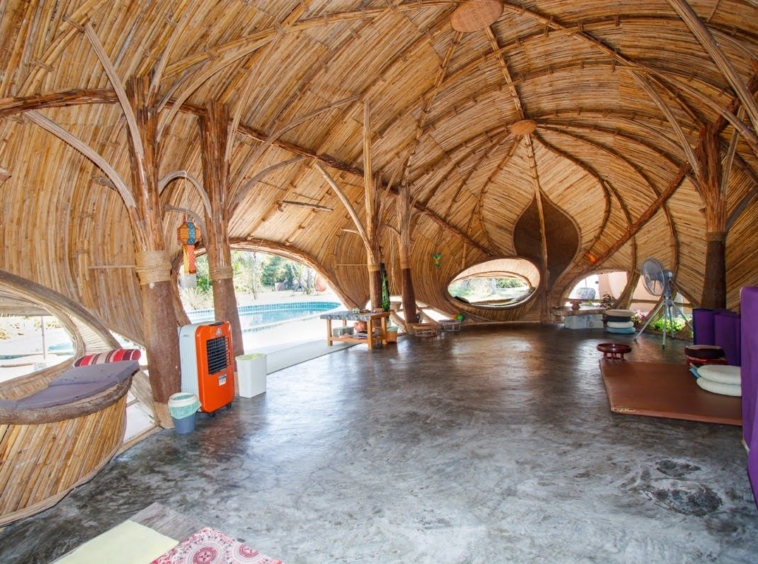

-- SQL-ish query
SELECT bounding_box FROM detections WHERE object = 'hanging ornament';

[432,252,442,268]
[177,217,201,275]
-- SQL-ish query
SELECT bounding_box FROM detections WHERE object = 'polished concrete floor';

[1,325,757,563]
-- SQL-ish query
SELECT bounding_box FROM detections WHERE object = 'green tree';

[195,255,211,292]
[283,261,303,290]
[261,255,285,287]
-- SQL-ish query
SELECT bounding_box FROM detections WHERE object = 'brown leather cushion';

[1,361,138,410]
[685,345,725,360]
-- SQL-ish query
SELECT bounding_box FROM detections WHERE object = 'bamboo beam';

[401,30,461,187]
[6,91,489,255]
[726,152,758,230]
[0,89,116,117]
[24,110,136,208]
[493,2,758,152]
[149,1,199,97]
[231,156,305,214]
[158,170,212,217]
[720,110,741,197]
[632,72,700,177]
[416,202,493,256]
[574,72,758,276]
[485,26,524,118]
[666,0,758,133]
[83,23,144,159]
[315,163,374,261]
[280,200,333,211]
[231,95,360,191]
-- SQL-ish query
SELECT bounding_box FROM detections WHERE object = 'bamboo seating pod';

[0,368,135,527]
[0,270,153,526]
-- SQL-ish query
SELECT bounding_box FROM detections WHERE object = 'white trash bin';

[236,353,267,398]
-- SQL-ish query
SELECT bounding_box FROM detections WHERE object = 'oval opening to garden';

[447,258,539,309]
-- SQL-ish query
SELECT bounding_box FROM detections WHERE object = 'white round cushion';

[697,364,741,385]
[696,376,741,397]
[606,326,635,334]
[607,320,634,329]
[606,309,635,317]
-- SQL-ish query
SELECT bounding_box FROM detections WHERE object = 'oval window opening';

[448,259,539,308]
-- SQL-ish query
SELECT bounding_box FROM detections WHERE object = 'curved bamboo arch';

[229,238,357,309]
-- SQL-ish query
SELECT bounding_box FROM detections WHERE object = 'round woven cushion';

[684,345,725,360]
[606,326,636,334]
[605,309,635,317]
[696,376,741,397]
[605,315,632,322]
[607,320,634,329]
[697,364,741,385]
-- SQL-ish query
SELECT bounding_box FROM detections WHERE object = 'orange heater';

[179,321,234,414]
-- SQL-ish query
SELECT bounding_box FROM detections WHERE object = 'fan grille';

[641,258,666,297]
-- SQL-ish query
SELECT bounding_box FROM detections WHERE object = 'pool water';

[187,301,341,333]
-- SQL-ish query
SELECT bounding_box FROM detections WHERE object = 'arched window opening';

[448,259,539,309]
[567,271,628,307]
[177,251,343,350]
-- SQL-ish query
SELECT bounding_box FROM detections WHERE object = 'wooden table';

[320,310,390,349]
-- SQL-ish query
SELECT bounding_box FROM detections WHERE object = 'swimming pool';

[187,301,341,333]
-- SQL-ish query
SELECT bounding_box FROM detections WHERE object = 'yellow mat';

[56,520,178,564]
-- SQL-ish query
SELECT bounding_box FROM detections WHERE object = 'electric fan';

[634,257,693,348]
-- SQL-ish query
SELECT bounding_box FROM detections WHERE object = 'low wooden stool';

[597,342,632,360]
[412,323,439,337]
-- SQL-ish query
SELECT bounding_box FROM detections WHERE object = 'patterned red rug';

[150,527,282,564]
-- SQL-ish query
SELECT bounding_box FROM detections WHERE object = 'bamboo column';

[199,100,244,357]
[397,181,418,325]
[695,124,727,309]
[125,76,180,428]
[364,101,382,310]
[524,135,551,323]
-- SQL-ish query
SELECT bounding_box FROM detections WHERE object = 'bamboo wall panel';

[726,197,758,309]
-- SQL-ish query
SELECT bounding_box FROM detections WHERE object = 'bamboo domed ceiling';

[2,0,758,343]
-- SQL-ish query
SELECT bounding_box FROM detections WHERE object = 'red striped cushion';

[74,348,141,366]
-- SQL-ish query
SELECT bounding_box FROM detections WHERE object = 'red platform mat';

[600,360,742,426]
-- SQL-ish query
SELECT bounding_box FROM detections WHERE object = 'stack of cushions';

[604,309,636,334]
[74,348,141,366]
[684,344,726,367]
[693,364,742,397]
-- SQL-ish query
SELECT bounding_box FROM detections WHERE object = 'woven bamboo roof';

[1,0,758,340]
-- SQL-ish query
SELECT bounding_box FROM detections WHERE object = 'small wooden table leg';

[380,316,387,345]
[325,318,333,346]
[367,317,374,349]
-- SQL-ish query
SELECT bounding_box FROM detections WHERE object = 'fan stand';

[633,289,693,348]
